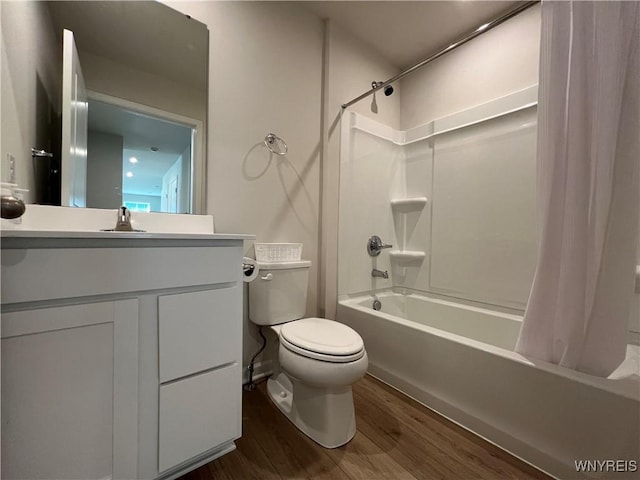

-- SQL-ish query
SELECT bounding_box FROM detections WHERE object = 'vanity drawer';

[0,244,241,305]
[158,287,241,383]
[158,363,240,473]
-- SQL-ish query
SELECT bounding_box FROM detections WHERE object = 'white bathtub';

[337,291,640,479]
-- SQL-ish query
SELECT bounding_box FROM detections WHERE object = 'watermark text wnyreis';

[575,460,638,473]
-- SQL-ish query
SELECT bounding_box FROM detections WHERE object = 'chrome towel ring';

[264,133,288,156]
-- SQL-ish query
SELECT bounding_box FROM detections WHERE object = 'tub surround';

[339,87,539,311]
[1,212,254,480]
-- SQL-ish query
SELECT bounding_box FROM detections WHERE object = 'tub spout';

[372,269,389,279]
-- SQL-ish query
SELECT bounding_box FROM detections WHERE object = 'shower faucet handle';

[367,235,393,257]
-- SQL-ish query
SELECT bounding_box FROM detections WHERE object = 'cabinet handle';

[261,273,273,281]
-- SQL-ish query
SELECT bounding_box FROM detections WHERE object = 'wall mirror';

[46,0,208,213]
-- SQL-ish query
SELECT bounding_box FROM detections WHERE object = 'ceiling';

[303,1,522,69]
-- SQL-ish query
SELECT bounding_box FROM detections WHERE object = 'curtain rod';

[341,1,540,109]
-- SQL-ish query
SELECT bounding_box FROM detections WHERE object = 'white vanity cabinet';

[1,233,250,480]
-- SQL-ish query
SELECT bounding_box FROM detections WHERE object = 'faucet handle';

[367,235,393,257]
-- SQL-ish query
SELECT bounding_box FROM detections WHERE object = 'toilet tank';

[249,260,311,325]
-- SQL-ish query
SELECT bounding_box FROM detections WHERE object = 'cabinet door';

[158,364,241,473]
[1,300,138,480]
[158,287,240,383]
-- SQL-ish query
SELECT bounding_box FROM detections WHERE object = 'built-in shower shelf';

[390,197,428,212]
[389,251,426,263]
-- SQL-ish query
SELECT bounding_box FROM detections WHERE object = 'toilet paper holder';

[243,262,255,274]
[242,257,260,283]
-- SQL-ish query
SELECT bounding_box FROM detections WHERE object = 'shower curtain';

[515,1,640,377]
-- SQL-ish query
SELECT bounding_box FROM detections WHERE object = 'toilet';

[249,260,368,448]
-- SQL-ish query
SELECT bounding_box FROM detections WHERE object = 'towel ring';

[264,133,288,156]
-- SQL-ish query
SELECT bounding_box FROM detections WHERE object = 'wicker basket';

[254,243,302,262]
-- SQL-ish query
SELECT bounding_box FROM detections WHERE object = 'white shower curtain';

[515,1,640,377]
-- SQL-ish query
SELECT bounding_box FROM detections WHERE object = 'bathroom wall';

[322,21,401,319]
[1,1,61,202]
[79,51,206,127]
[163,1,324,369]
[86,131,123,209]
[399,4,541,130]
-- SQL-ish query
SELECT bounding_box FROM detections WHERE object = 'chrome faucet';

[371,269,389,279]
[114,206,133,231]
[367,235,393,257]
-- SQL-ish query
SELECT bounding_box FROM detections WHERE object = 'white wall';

[400,4,541,130]
[80,51,205,127]
[86,131,123,209]
[1,1,61,202]
[163,1,324,370]
[323,21,401,318]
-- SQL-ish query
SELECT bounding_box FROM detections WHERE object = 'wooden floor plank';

[180,374,551,480]
[324,428,417,480]
[353,392,478,480]
[238,385,348,480]
[356,377,548,480]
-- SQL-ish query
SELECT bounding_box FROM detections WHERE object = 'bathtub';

[337,291,640,479]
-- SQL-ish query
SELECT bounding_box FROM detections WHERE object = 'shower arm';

[341,0,539,109]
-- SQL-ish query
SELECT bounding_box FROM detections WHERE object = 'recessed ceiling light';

[129,156,138,164]
[126,171,134,178]
[150,146,159,152]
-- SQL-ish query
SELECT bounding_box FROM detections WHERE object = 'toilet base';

[266,372,356,448]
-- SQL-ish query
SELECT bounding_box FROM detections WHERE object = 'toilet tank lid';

[256,260,311,270]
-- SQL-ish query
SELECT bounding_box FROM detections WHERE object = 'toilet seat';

[279,318,365,363]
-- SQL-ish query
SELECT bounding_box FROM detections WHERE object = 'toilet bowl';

[249,261,368,448]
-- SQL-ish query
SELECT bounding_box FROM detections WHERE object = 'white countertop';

[1,205,254,241]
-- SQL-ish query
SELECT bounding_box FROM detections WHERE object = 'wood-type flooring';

[181,374,551,480]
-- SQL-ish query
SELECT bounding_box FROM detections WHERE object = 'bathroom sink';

[100,228,147,233]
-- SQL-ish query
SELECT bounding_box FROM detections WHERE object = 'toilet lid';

[279,318,365,363]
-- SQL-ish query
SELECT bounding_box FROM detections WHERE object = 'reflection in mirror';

[48,1,208,213]
[87,98,194,213]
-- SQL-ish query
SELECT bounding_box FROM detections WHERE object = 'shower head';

[372,81,394,97]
